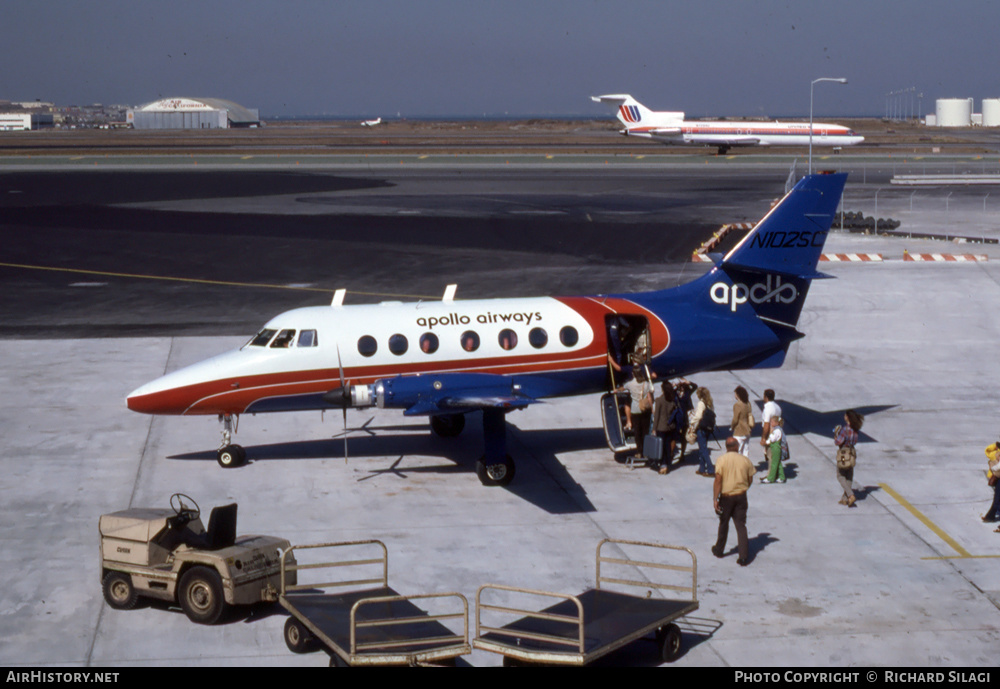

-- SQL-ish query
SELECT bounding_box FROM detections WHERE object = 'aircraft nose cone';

[125,348,248,415]
[126,382,172,414]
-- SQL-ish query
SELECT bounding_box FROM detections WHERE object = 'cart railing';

[596,539,697,602]
[280,540,388,595]
[476,584,587,654]
[350,592,470,658]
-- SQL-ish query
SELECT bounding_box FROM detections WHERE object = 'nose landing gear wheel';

[476,454,515,486]
[217,444,246,468]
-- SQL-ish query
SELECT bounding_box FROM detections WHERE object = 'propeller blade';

[324,345,350,405]
[338,344,348,463]
[342,407,349,464]
[337,344,346,388]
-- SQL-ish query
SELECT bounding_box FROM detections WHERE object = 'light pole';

[810,77,848,175]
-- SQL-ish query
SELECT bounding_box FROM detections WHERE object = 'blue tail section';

[710,172,845,330]
[632,173,847,377]
[722,172,846,280]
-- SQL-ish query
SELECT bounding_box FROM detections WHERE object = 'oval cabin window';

[358,335,378,357]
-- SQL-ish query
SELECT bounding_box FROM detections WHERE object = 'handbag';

[836,446,856,469]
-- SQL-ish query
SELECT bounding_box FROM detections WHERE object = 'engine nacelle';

[322,383,378,408]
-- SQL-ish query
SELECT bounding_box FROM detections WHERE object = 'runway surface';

[0,165,783,338]
[1,156,999,668]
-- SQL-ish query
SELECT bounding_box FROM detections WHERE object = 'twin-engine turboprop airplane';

[127,172,847,486]
[592,94,864,155]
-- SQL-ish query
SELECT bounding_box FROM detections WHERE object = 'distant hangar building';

[127,97,260,129]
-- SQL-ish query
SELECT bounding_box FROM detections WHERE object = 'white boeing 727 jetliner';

[593,94,863,155]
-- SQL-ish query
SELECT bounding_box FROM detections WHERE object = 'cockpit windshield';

[270,329,296,348]
[246,328,277,348]
[244,327,319,350]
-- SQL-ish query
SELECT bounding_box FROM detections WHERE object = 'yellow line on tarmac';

[920,554,1000,560]
[879,482,972,558]
[0,262,439,300]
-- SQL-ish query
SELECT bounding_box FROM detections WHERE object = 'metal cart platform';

[474,539,698,666]
[279,540,470,666]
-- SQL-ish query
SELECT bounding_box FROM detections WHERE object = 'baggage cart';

[278,540,470,666]
[474,539,698,666]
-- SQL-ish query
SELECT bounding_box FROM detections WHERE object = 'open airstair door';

[601,314,651,454]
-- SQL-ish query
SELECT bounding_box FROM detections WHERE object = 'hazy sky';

[4,1,998,118]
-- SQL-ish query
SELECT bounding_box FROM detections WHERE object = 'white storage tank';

[982,98,1000,127]
[935,98,973,127]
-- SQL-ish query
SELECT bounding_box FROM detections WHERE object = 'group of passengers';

[617,361,868,507]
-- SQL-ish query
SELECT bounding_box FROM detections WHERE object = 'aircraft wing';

[375,373,539,416]
[684,134,761,146]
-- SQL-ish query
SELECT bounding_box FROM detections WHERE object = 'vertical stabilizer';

[591,94,683,128]
[722,172,846,279]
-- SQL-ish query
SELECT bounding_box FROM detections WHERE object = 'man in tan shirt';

[712,437,756,566]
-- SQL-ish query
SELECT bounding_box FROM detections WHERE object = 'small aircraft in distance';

[127,173,848,486]
[592,94,864,155]
[360,117,382,127]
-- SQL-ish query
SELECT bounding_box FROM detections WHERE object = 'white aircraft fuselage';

[593,94,864,153]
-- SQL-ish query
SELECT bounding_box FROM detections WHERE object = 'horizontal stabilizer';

[591,94,632,105]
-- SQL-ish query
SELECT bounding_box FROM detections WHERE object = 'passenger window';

[358,335,377,357]
[388,334,408,356]
[498,329,518,351]
[297,329,318,347]
[460,331,480,352]
[560,326,579,347]
[420,333,439,354]
[270,329,296,348]
[248,328,276,347]
[529,327,548,349]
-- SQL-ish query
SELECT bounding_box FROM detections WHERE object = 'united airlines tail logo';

[710,275,798,312]
[618,105,641,123]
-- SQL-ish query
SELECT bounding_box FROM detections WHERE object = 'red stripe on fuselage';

[127,296,671,415]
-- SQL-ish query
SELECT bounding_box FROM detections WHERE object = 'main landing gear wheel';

[430,413,466,438]
[102,571,138,610]
[476,454,516,487]
[657,623,683,662]
[217,444,246,468]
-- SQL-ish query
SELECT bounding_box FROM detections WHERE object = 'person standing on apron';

[834,410,864,507]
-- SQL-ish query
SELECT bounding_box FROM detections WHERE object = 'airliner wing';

[405,394,537,416]
[376,373,539,416]
[717,136,761,146]
[682,134,761,147]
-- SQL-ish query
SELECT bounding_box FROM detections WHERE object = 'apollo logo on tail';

[703,172,847,324]
[710,274,798,313]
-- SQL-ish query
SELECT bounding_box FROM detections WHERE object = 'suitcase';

[643,433,665,462]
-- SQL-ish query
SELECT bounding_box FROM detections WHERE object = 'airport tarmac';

[1,157,999,668]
